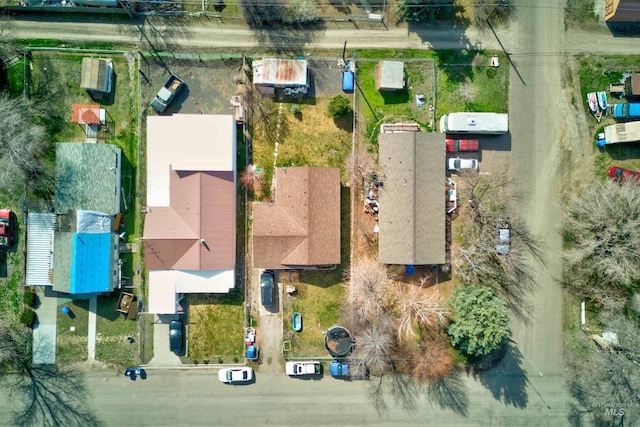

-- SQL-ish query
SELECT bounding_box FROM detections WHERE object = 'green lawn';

[96,294,139,367]
[57,300,89,364]
[187,290,245,363]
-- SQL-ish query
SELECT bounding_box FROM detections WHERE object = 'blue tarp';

[70,233,112,293]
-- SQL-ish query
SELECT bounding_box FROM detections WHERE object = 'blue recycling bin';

[61,306,71,315]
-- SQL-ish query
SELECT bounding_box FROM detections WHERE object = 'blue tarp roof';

[70,233,112,293]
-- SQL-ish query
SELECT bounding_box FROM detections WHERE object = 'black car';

[169,320,184,353]
[260,271,275,307]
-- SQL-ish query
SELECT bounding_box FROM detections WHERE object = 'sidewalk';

[32,286,58,365]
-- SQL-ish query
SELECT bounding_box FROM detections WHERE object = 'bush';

[328,95,353,119]
[20,309,37,328]
[23,291,36,308]
[217,357,223,364]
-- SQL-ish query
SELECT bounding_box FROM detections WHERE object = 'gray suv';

[260,271,275,307]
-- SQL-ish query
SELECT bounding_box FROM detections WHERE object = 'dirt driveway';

[249,268,284,374]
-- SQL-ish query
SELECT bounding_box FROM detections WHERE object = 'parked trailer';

[600,121,640,145]
[439,112,508,134]
[612,103,640,119]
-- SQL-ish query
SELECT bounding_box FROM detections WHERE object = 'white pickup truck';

[286,361,321,376]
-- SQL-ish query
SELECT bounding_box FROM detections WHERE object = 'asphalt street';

[0,365,573,426]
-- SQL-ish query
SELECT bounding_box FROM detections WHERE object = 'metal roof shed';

[252,58,308,87]
[377,61,405,91]
[80,58,113,93]
[25,212,56,286]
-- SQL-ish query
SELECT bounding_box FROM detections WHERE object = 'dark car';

[169,320,184,353]
[260,270,275,307]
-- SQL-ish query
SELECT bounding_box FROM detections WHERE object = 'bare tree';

[239,164,262,193]
[411,338,455,385]
[393,279,448,340]
[346,257,391,324]
[0,95,51,194]
[353,314,394,375]
[565,179,640,290]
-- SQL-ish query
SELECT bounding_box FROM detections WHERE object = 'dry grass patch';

[187,292,244,362]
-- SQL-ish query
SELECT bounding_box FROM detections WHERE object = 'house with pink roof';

[142,114,236,314]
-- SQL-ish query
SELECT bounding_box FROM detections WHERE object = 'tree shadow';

[249,23,326,55]
[367,372,419,417]
[427,370,470,416]
[471,343,528,408]
[5,364,102,427]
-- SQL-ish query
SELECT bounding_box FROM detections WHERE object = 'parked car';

[608,165,640,184]
[286,361,321,376]
[0,209,13,249]
[445,138,479,153]
[260,270,275,307]
[447,157,479,172]
[218,367,254,384]
[169,320,184,353]
[496,217,511,255]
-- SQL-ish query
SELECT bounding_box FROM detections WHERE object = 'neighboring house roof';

[377,61,404,91]
[54,142,121,215]
[71,103,105,125]
[605,0,640,22]
[52,210,118,294]
[625,73,640,96]
[25,212,56,286]
[378,132,446,265]
[143,114,237,312]
[252,58,308,87]
[80,58,112,93]
[253,167,341,269]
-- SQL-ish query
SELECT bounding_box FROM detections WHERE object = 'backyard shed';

[377,61,405,91]
[253,58,308,95]
[378,131,446,265]
[25,212,56,287]
[80,58,113,93]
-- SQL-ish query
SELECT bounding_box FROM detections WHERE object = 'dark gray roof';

[378,132,446,265]
[54,143,121,215]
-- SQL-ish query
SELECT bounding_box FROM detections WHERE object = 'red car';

[445,138,479,153]
[608,166,640,184]
[0,209,13,249]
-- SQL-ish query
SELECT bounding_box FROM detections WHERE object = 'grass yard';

[96,294,139,367]
[282,280,344,357]
[578,55,640,177]
[187,290,244,363]
[57,300,89,364]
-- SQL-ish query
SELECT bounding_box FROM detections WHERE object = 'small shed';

[625,73,640,98]
[377,60,404,91]
[81,58,113,94]
[252,58,308,96]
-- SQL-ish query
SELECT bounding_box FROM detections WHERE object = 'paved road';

[0,365,573,426]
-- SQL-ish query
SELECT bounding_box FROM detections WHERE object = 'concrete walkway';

[88,294,97,360]
[32,286,58,365]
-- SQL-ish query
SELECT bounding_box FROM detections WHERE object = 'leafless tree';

[393,279,448,340]
[411,337,455,385]
[0,95,51,194]
[352,314,394,375]
[239,164,262,193]
[565,179,640,290]
[346,257,391,324]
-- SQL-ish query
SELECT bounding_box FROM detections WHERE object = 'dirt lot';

[139,55,242,115]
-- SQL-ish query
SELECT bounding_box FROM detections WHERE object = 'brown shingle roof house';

[378,131,446,265]
[143,114,236,314]
[605,0,640,22]
[253,167,341,269]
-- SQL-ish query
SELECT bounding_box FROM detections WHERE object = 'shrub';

[233,357,239,363]
[328,95,353,119]
[23,291,36,308]
[217,357,223,364]
[20,309,37,328]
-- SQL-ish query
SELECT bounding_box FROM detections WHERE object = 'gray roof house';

[377,61,405,91]
[378,131,446,265]
[52,142,122,294]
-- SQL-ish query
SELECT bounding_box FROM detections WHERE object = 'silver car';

[447,157,479,172]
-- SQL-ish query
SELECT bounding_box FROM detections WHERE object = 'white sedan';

[218,367,254,384]
[447,157,479,172]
